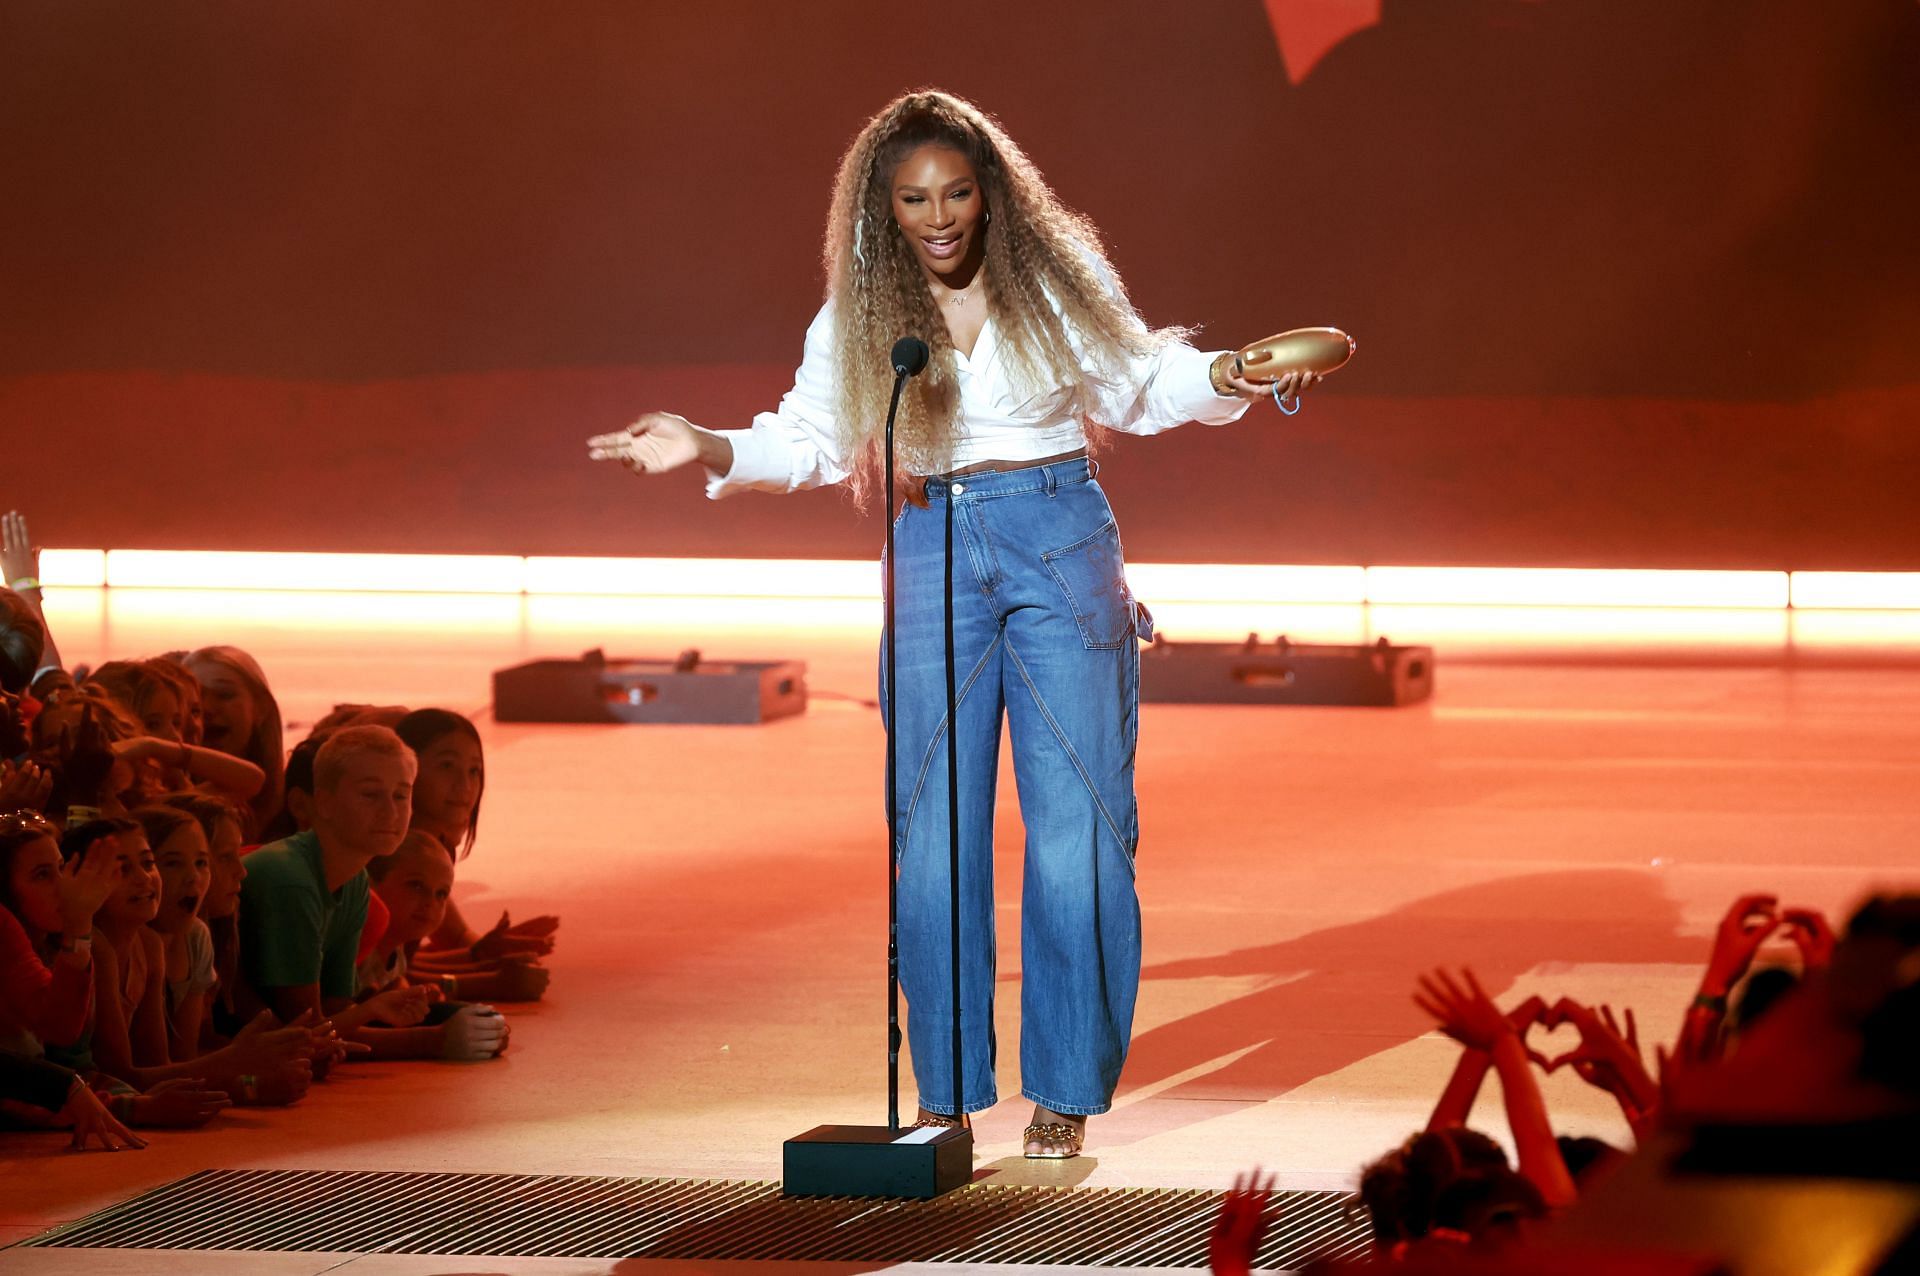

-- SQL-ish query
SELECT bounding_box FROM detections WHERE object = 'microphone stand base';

[782,1124,973,1199]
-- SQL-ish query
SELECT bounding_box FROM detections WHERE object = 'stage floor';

[5,589,1919,1272]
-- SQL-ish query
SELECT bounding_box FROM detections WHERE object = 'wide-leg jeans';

[882,455,1150,1118]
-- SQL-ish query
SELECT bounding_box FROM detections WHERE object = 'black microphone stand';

[782,337,972,1199]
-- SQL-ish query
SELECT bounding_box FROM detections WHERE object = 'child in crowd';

[160,793,249,1043]
[61,817,309,1114]
[31,682,264,820]
[258,735,323,844]
[353,831,511,1060]
[88,660,190,744]
[395,708,558,971]
[134,806,218,1064]
[239,725,414,1025]
[1,812,115,1054]
[183,646,285,836]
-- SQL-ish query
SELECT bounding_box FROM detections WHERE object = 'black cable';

[883,374,905,1132]
[944,477,962,1123]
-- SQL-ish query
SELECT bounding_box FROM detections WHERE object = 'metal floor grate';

[17,1169,1374,1269]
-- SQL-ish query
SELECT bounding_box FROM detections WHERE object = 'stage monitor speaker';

[1141,635,1432,707]
[783,1124,973,1199]
[493,648,806,725]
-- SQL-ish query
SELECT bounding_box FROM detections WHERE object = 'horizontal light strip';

[21,551,1920,610]
[1366,566,1789,609]
[526,556,876,599]
[1791,572,1920,611]
[1128,563,1367,605]
[39,549,108,588]
[106,551,526,594]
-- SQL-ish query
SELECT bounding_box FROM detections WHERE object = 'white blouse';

[704,289,1250,500]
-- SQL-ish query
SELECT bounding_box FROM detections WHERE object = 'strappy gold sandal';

[912,1111,971,1131]
[1023,1120,1084,1160]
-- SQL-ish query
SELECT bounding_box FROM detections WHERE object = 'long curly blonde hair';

[825,90,1185,493]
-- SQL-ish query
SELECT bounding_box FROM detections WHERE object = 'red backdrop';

[4,0,1916,567]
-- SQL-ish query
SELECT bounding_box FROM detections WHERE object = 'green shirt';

[239,830,369,1002]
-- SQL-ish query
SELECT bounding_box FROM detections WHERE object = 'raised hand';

[1541,999,1659,1126]
[1413,967,1514,1052]
[2,509,39,588]
[62,1079,146,1151]
[587,413,702,476]
[1781,907,1835,971]
[129,1078,231,1128]
[1506,993,1548,1035]
[1209,1168,1276,1276]
[1704,894,1782,993]
[55,833,119,936]
[0,758,53,811]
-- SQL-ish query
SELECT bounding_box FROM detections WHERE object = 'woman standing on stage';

[589,90,1309,1158]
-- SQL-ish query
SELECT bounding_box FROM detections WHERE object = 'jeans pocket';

[1042,519,1133,650]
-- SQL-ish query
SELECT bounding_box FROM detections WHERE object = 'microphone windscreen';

[891,337,930,377]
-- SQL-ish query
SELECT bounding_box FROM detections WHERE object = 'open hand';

[587,413,701,476]
[1413,967,1513,1052]
[62,1079,146,1151]
[2,509,39,588]
[56,832,119,935]
[1209,1168,1276,1276]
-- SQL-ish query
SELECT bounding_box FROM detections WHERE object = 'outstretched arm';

[1426,995,1546,1132]
[1681,893,1781,1063]
[1415,968,1577,1209]
[587,302,848,499]
[3,510,63,675]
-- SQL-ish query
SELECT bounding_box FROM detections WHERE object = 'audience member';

[344,831,512,1060]
[183,646,285,835]
[2,510,60,689]
[1,812,115,1052]
[160,793,249,1041]
[133,805,219,1064]
[52,818,308,1114]
[239,726,412,1025]
[258,734,324,844]
[395,708,557,968]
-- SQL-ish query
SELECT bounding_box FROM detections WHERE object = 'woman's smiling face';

[891,144,985,282]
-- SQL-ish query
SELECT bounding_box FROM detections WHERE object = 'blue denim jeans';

[881,456,1149,1118]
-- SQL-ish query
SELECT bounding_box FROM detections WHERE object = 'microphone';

[891,337,930,377]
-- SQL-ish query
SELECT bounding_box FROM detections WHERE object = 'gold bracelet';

[1208,353,1237,398]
